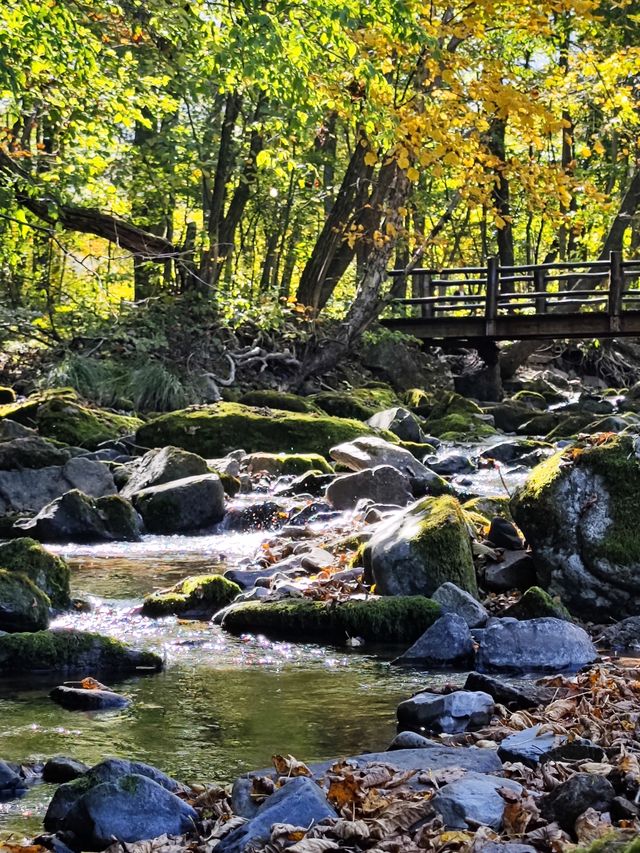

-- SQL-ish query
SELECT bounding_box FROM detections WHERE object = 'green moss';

[118,774,145,795]
[427,391,483,420]
[425,413,496,440]
[516,412,562,436]
[0,629,163,673]
[544,413,595,440]
[396,440,436,458]
[403,388,433,411]
[223,596,441,644]
[136,402,391,457]
[142,574,241,617]
[577,833,640,853]
[238,390,321,413]
[511,390,547,409]
[0,537,70,608]
[486,402,537,432]
[412,495,478,596]
[0,570,50,632]
[247,452,333,475]
[505,586,572,620]
[463,496,512,522]
[311,386,400,421]
[97,495,141,541]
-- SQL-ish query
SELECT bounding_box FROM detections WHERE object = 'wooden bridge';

[382,251,640,343]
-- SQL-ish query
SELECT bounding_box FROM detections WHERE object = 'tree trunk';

[487,117,515,270]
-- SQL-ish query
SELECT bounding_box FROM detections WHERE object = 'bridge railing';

[387,251,640,331]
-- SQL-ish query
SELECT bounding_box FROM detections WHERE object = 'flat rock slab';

[50,685,130,711]
[397,690,494,734]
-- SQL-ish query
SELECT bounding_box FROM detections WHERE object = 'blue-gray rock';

[432,583,488,628]
[42,756,89,784]
[387,731,435,750]
[476,618,597,673]
[325,465,412,511]
[498,725,565,768]
[394,613,475,667]
[0,760,24,796]
[397,690,494,734]
[45,758,180,830]
[487,518,524,550]
[63,774,197,849]
[433,772,522,830]
[427,454,475,476]
[50,686,130,712]
[218,777,336,853]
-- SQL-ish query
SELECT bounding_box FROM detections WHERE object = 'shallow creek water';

[0,439,531,839]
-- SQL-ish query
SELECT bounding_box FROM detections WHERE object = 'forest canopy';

[0,0,639,371]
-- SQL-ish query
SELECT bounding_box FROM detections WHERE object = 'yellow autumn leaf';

[364,151,378,167]
[406,166,419,181]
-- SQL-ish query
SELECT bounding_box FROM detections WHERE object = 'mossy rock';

[511,434,640,619]
[0,629,163,674]
[136,402,390,457]
[511,390,547,410]
[403,388,433,412]
[0,389,141,450]
[0,387,16,404]
[238,390,321,414]
[515,412,563,437]
[246,452,333,476]
[0,537,70,608]
[396,441,437,459]
[311,387,400,421]
[486,402,538,433]
[543,413,596,441]
[142,574,241,618]
[222,596,441,644]
[364,494,478,597]
[424,413,497,441]
[0,570,50,632]
[576,833,640,853]
[505,586,572,621]
[463,496,512,522]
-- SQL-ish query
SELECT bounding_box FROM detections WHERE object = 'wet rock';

[367,407,427,443]
[480,440,550,465]
[44,758,182,831]
[540,740,605,764]
[0,570,50,632]
[50,685,130,711]
[600,616,640,650]
[497,725,565,768]
[0,457,116,517]
[330,436,449,494]
[58,774,197,849]
[432,582,488,628]
[393,613,475,667]
[433,772,522,830]
[540,773,615,833]
[387,731,435,750]
[42,757,89,783]
[120,446,210,498]
[142,574,241,618]
[0,629,163,675]
[364,495,477,597]
[427,453,476,476]
[219,776,336,853]
[326,465,413,510]
[0,759,26,797]
[133,474,224,533]
[17,490,141,543]
[274,471,334,498]
[222,501,287,532]
[0,436,71,469]
[397,690,494,734]
[476,618,597,673]
[483,552,537,592]
[611,796,640,822]
[505,587,572,621]
[287,501,334,526]
[0,538,70,608]
[244,452,333,476]
[487,517,523,549]
[0,419,36,441]
[463,672,552,710]
[511,435,640,619]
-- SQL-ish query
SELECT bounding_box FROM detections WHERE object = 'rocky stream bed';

[0,374,639,852]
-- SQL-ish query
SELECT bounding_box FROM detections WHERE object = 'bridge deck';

[382,252,640,342]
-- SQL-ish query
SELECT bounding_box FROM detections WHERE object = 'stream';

[0,439,530,840]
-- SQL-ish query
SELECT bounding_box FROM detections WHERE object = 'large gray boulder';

[325,465,412,510]
[0,456,116,516]
[397,690,494,734]
[433,773,522,830]
[330,436,447,492]
[394,613,475,667]
[0,436,71,469]
[366,407,427,443]
[476,618,597,673]
[121,445,210,498]
[219,777,336,853]
[132,473,225,533]
[16,490,141,542]
[511,436,640,619]
[432,582,488,627]
[363,495,478,597]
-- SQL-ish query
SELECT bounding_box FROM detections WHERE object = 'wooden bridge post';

[414,271,433,319]
[534,267,546,314]
[485,256,499,336]
[608,250,623,333]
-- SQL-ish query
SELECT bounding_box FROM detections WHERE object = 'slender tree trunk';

[487,117,515,270]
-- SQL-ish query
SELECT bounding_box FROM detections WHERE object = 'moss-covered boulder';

[142,574,241,618]
[0,389,142,450]
[421,393,497,440]
[0,537,70,608]
[0,570,50,632]
[511,434,640,619]
[17,490,141,543]
[245,452,333,476]
[238,390,320,413]
[0,629,163,674]
[363,495,477,597]
[311,386,400,421]
[504,586,572,621]
[136,402,389,457]
[0,436,71,469]
[511,390,547,410]
[486,402,539,433]
[463,496,512,522]
[132,473,225,533]
[222,596,441,644]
